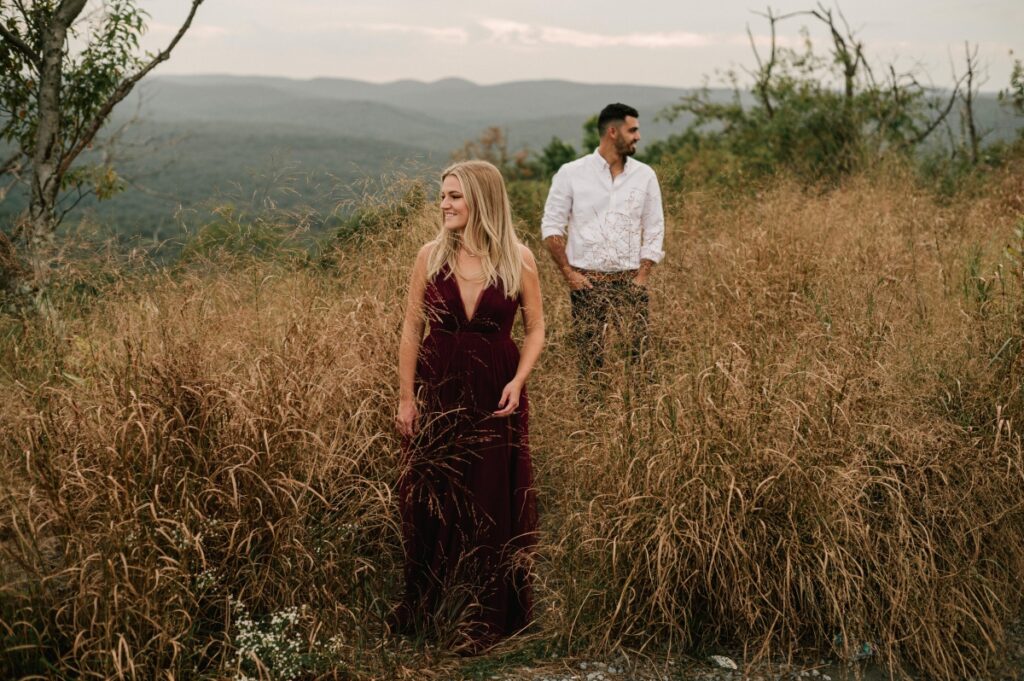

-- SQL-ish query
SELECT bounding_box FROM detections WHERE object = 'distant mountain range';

[124,75,700,153]
[2,75,1022,242]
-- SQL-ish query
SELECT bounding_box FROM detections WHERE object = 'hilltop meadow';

[4,28,1024,679]
[2,145,1024,679]
[5,0,1024,675]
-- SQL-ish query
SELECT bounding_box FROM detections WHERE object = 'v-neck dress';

[397,264,537,646]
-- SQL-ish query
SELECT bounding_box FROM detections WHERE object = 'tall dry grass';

[531,165,1024,679]
[1,163,1023,679]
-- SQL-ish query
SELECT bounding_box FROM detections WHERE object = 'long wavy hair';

[426,160,523,298]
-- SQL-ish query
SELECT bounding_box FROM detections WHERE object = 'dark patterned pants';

[569,279,650,387]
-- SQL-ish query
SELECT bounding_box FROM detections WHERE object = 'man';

[541,102,665,390]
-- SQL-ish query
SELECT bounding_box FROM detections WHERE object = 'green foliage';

[61,1,146,142]
[457,639,550,679]
[63,163,123,199]
[452,117,584,185]
[0,120,438,254]
[999,58,1024,116]
[506,179,549,242]
[1,0,204,264]
[178,204,307,264]
[647,19,953,187]
[327,181,426,246]
[0,15,36,143]
[581,114,600,152]
[1004,216,1024,290]
[915,55,1024,196]
[536,136,578,179]
[0,1,145,175]
[915,135,1024,197]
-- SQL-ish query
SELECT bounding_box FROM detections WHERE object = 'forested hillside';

[4,75,1018,244]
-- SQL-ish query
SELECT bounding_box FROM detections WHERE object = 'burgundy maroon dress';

[397,264,537,647]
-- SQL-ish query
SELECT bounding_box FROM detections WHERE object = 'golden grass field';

[1,161,1023,679]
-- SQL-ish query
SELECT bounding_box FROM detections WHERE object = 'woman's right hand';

[396,398,419,438]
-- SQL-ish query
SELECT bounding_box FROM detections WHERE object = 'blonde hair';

[426,160,523,298]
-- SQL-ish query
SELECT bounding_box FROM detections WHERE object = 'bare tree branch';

[903,76,964,149]
[55,182,91,224]
[0,175,20,202]
[958,41,985,164]
[743,8,806,119]
[860,51,878,90]
[0,22,41,69]
[1,149,24,177]
[745,9,778,118]
[810,3,861,99]
[12,0,33,20]
[58,0,204,177]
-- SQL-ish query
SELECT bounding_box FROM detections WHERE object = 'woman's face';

[440,174,469,231]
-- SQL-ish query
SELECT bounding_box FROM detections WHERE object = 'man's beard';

[616,139,636,157]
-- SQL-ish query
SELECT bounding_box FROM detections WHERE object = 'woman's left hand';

[493,379,523,416]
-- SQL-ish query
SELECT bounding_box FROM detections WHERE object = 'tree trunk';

[27,0,87,284]
[962,43,980,166]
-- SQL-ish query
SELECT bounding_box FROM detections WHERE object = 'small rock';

[580,662,589,670]
[709,655,738,670]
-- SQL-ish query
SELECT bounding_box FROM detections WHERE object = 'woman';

[394,160,544,650]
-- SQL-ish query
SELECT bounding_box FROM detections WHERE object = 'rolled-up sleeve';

[639,173,665,263]
[540,167,572,240]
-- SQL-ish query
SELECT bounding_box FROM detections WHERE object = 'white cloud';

[479,19,537,45]
[335,21,468,45]
[147,22,230,40]
[479,19,780,50]
[540,26,714,49]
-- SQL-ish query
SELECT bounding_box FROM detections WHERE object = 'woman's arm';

[495,245,545,416]
[396,244,432,436]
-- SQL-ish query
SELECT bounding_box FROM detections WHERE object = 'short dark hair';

[598,103,639,136]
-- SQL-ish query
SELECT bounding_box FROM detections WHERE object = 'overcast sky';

[141,0,1022,91]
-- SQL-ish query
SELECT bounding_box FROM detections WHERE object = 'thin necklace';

[454,254,486,281]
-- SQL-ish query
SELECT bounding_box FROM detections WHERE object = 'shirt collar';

[591,148,633,174]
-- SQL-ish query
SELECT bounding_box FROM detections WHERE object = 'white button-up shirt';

[540,150,665,272]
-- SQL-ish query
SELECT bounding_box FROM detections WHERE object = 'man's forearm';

[545,235,593,290]
[543,235,573,275]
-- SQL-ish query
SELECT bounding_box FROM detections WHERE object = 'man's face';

[612,116,641,157]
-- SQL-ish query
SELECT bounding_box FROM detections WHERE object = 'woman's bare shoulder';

[417,240,439,262]
[518,242,538,268]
